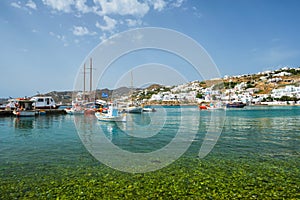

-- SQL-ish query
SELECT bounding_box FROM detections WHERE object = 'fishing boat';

[64,100,85,115]
[95,102,126,122]
[226,102,246,108]
[12,99,37,117]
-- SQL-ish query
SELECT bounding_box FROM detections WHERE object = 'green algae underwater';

[1,106,299,199]
[1,156,299,199]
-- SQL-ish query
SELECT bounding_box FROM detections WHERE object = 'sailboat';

[124,71,143,114]
[66,58,97,115]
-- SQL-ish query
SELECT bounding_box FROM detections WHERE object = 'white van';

[30,96,59,109]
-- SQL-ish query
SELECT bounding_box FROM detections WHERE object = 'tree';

[196,93,204,99]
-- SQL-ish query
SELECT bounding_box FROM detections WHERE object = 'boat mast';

[131,70,133,104]
[83,63,86,101]
[90,57,93,102]
[90,57,93,93]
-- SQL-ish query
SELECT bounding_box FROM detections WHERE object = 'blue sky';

[1,0,300,97]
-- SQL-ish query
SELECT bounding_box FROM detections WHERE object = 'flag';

[102,92,108,98]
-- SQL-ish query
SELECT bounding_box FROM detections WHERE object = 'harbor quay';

[0,109,67,117]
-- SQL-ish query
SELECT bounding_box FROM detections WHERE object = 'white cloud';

[42,0,74,12]
[99,33,108,42]
[152,0,166,11]
[192,6,202,18]
[171,0,186,8]
[74,0,92,13]
[96,16,117,32]
[73,26,96,36]
[94,0,150,17]
[126,19,142,27]
[26,0,37,10]
[11,2,22,9]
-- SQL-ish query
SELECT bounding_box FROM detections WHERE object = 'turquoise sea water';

[0,106,299,199]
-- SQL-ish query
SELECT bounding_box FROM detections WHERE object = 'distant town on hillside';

[1,66,300,106]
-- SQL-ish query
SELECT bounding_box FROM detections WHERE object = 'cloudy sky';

[1,0,300,97]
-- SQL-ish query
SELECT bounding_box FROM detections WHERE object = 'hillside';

[14,67,299,105]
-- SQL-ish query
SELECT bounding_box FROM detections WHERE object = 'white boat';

[30,96,59,109]
[142,107,156,112]
[64,107,84,115]
[207,102,226,110]
[12,99,37,117]
[125,106,143,113]
[95,102,126,122]
[1,98,21,110]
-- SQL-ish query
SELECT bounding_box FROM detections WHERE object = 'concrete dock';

[0,109,66,117]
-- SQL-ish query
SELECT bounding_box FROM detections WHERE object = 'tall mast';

[131,70,133,104]
[83,63,86,101]
[90,57,93,93]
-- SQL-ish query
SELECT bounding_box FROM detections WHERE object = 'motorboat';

[0,98,18,110]
[142,107,156,112]
[125,106,143,113]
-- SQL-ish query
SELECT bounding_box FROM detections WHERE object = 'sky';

[1,0,300,98]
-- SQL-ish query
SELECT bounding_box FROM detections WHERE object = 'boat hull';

[34,106,60,109]
[13,110,36,117]
[226,103,246,108]
[125,107,143,113]
[64,108,84,115]
[142,108,156,112]
[95,112,126,122]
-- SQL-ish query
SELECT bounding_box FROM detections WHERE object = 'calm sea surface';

[1,106,299,198]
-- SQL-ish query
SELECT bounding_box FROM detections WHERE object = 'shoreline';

[0,109,66,117]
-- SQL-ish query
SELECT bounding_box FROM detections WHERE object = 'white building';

[271,85,300,98]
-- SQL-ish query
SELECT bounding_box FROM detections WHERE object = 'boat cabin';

[15,99,34,111]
